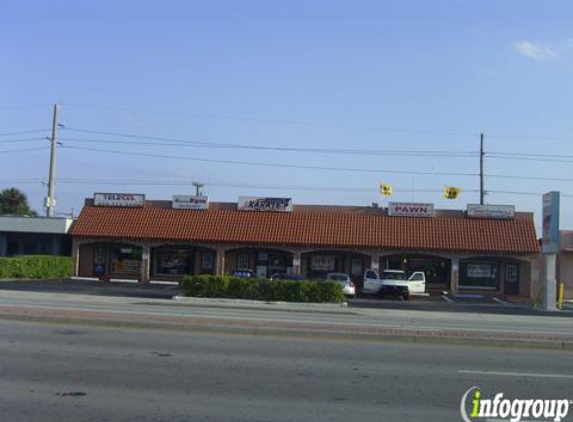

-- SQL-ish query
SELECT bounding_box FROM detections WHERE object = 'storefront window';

[351,258,363,276]
[459,261,499,290]
[237,253,250,269]
[154,248,194,276]
[202,252,213,270]
[94,245,107,276]
[111,247,142,275]
[311,255,335,271]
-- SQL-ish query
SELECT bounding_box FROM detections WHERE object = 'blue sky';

[1,0,572,231]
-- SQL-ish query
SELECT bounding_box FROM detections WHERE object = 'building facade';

[70,197,540,298]
[0,216,73,257]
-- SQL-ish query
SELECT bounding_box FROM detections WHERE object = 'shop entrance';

[382,254,451,289]
[227,248,293,279]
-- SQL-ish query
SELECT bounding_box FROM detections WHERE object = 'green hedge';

[180,275,344,303]
[0,255,72,279]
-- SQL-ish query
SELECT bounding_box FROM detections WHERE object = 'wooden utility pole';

[480,133,485,205]
[46,104,58,217]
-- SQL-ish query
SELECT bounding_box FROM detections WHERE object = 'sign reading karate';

[172,195,209,210]
[388,202,435,218]
[238,197,293,212]
[94,193,145,207]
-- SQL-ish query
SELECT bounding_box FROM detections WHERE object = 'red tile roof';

[71,206,540,255]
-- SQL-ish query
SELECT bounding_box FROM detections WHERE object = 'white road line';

[493,297,508,305]
[442,295,453,303]
[460,370,573,379]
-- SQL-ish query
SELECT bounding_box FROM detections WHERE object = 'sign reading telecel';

[467,204,515,220]
[94,193,145,207]
[388,202,435,217]
[172,195,209,210]
[238,197,293,212]
[542,191,560,254]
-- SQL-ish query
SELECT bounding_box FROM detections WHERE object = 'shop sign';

[172,195,209,210]
[467,204,515,219]
[542,191,560,254]
[388,202,435,217]
[238,197,293,212]
[94,193,145,207]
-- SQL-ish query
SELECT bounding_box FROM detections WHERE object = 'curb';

[172,295,350,313]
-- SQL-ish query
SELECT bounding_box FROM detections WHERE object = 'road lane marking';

[460,370,573,379]
[442,295,453,303]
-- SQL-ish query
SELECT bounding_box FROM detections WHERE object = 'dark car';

[269,273,306,281]
[229,270,255,278]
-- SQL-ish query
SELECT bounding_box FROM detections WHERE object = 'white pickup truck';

[362,269,426,300]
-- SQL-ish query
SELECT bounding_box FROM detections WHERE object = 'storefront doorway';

[227,248,293,279]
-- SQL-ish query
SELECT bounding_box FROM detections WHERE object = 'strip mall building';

[70,194,540,296]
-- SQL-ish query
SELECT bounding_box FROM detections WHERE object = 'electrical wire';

[0,147,49,155]
[60,130,477,157]
[62,145,480,177]
[61,103,480,137]
[0,129,50,137]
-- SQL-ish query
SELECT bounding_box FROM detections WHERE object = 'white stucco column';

[215,247,226,276]
[450,257,460,295]
[140,244,151,283]
[370,254,380,272]
[292,251,302,274]
[71,238,81,277]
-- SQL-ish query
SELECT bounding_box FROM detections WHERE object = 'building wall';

[560,252,573,299]
[78,243,95,278]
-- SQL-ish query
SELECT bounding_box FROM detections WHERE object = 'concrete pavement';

[1,319,572,422]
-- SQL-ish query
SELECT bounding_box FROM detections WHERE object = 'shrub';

[0,255,72,279]
[180,275,344,303]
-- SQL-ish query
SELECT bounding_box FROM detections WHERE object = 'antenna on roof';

[192,181,204,196]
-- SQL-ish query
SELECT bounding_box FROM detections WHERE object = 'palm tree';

[0,188,37,216]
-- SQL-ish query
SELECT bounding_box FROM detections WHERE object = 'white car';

[325,273,356,298]
[362,269,426,300]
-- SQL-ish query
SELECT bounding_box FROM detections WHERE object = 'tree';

[0,188,37,216]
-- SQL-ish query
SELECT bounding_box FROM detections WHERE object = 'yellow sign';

[443,186,461,199]
[380,183,393,196]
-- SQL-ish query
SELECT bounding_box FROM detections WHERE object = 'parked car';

[325,273,356,298]
[362,269,426,300]
[269,273,306,281]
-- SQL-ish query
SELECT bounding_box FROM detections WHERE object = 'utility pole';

[192,181,204,197]
[46,104,59,217]
[480,133,485,205]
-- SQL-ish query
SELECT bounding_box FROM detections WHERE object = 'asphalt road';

[1,319,572,422]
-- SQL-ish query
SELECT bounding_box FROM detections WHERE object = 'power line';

[62,145,481,177]
[0,137,47,144]
[0,104,50,110]
[0,147,50,155]
[60,129,478,157]
[62,103,480,137]
[60,103,573,142]
[59,145,573,183]
[487,155,573,164]
[0,129,50,137]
